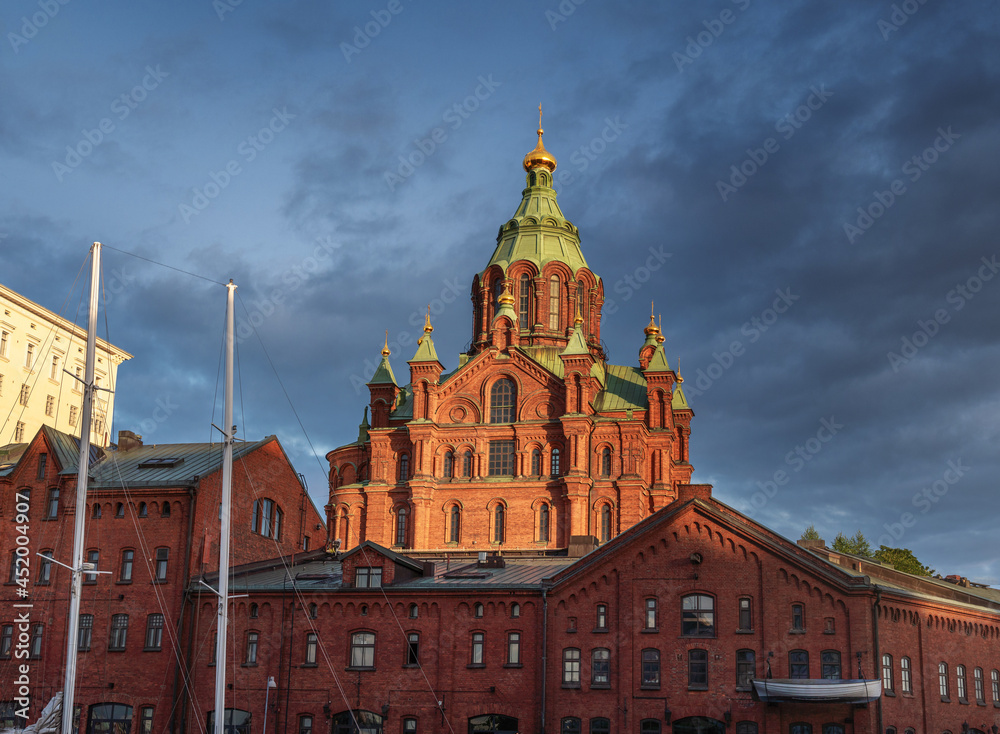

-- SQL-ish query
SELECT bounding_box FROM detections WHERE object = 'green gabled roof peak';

[561,325,590,357]
[645,345,670,372]
[411,309,441,363]
[368,332,397,386]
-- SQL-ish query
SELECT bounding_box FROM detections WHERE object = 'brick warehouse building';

[0,425,324,733]
[1,128,999,734]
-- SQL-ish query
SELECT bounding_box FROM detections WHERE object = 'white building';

[0,283,131,449]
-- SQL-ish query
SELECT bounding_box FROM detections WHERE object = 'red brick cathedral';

[327,125,693,553]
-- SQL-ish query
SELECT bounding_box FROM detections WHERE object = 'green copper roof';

[411,333,440,363]
[645,345,671,372]
[593,365,649,413]
[368,355,397,386]
[483,173,589,277]
[560,326,590,356]
[672,383,691,410]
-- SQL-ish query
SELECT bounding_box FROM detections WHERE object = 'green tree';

[873,545,934,576]
[832,530,873,558]
[800,525,821,540]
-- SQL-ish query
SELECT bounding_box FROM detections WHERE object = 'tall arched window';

[449,505,461,543]
[462,450,473,477]
[493,278,504,314]
[531,449,541,477]
[551,448,561,476]
[538,504,550,542]
[600,504,612,543]
[395,507,407,547]
[398,453,409,481]
[601,447,612,477]
[490,378,516,423]
[494,504,505,544]
[548,275,560,330]
[443,451,454,478]
[519,273,532,326]
[577,280,587,326]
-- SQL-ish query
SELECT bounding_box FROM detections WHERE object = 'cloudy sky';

[2,1,998,581]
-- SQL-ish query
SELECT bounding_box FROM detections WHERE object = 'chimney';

[118,430,143,452]
[797,538,826,551]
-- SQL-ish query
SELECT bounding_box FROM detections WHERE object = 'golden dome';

[498,284,516,306]
[523,129,557,173]
[381,331,391,357]
[523,105,557,172]
[644,302,660,336]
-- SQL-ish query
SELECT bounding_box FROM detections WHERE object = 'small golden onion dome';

[656,314,665,344]
[523,128,557,173]
[381,331,391,357]
[644,301,660,336]
[498,284,516,306]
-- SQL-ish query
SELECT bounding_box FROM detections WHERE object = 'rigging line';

[210,309,225,446]
[235,293,327,477]
[360,546,458,734]
[104,459,206,717]
[229,454,360,729]
[102,244,228,287]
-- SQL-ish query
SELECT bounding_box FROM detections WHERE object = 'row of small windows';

[0,702,157,734]
[391,502,615,546]
[0,612,165,659]
[9,547,170,585]
[932,660,1000,704]
[91,501,171,519]
[483,275,594,335]
[398,444,565,480]
[15,488,172,522]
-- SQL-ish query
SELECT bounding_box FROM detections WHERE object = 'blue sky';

[2,0,999,580]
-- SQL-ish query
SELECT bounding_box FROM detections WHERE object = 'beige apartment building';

[0,283,131,450]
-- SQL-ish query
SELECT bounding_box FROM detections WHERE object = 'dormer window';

[138,457,183,469]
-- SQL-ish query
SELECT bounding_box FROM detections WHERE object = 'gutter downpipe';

[283,576,296,734]
[540,587,548,734]
[873,584,882,734]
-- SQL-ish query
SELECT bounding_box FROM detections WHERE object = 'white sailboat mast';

[61,242,101,734]
[212,280,237,734]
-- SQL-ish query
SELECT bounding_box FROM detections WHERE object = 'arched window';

[115,502,124,518]
[494,504,505,544]
[600,447,612,477]
[249,603,258,619]
[490,378,516,423]
[577,280,587,327]
[308,603,318,619]
[538,504,550,542]
[511,603,520,618]
[600,504,612,543]
[531,448,541,476]
[900,655,912,693]
[395,507,408,547]
[551,448,561,476]
[548,275,560,330]
[398,453,409,481]
[519,273,532,326]
[462,450,473,477]
[938,662,949,697]
[92,503,102,519]
[592,648,610,686]
[789,650,809,679]
[408,604,418,619]
[443,451,454,478]
[882,653,893,691]
[493,278,504,312]
[138,502,147,518]
[449,505,461,543]
[822,650,841,679]
[161,501,171,518]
